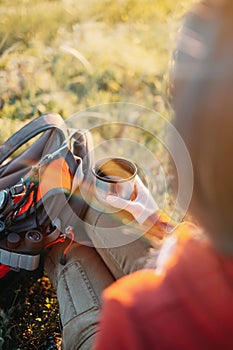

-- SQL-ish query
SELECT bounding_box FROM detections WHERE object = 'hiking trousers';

[45,206,154,350]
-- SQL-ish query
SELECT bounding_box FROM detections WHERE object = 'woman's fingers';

[106,195,130,209]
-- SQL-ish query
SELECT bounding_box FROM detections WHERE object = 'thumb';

[106,195,130,210]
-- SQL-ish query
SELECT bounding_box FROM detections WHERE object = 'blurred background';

[0,0,194,349]
[0,0,194,139]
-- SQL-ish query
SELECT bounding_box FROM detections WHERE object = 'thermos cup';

[92,157,137,202]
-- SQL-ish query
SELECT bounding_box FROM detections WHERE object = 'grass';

[0,270,61,349]
[0,0,195,348]
[0,0,194,139]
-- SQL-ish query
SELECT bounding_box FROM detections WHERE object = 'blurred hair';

[170,0,233,252]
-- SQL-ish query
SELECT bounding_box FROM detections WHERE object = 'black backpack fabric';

[0,113,93,272]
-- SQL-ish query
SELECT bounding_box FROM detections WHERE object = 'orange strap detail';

[17,157,72,215]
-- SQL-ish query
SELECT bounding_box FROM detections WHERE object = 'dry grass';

[0,0,194,139]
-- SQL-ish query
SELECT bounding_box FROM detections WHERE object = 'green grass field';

[0,0,194,348]
[0,0,194,138]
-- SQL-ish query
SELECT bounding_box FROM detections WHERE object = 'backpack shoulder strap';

[0,113,68,165]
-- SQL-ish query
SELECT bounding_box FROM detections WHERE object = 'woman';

[45,1,233,349]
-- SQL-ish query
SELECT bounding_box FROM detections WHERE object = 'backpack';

[0,113,93,275]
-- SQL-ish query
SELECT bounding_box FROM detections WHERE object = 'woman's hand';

[106,175,159,225]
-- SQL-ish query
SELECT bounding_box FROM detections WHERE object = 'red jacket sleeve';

[93,270,162,350]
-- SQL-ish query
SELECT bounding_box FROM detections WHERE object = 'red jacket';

[94,223,233,350]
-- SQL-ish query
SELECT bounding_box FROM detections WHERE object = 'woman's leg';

[45,204,155,349]
[45,242,115,350]
[84,205,153,279]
